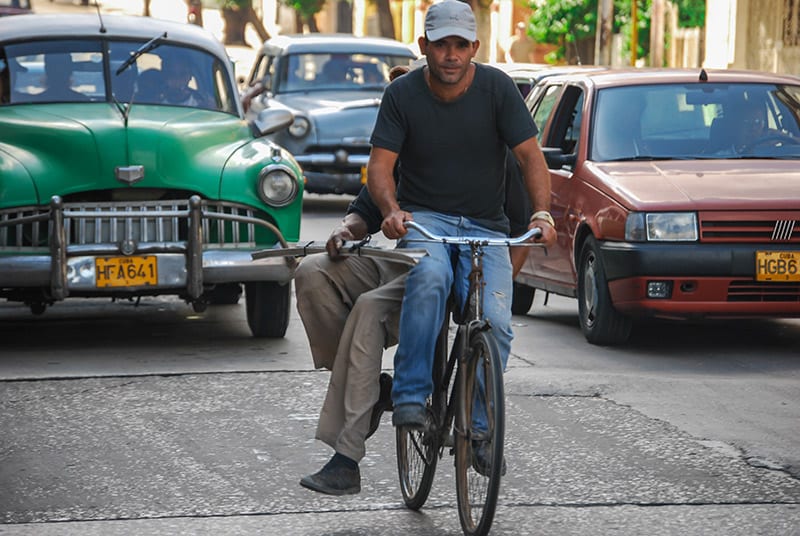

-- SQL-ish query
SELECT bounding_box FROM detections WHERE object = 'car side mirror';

[253,108,293,137]
[542,147,576,169]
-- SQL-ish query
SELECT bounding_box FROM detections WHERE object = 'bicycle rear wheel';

[454,329,505,536]
[396,408,439,510]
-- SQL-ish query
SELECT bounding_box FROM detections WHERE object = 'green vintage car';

[0,14,304,337]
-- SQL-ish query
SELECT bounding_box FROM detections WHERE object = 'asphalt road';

[2,195,799,535]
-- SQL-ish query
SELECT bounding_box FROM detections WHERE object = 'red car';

[514,68,800,345]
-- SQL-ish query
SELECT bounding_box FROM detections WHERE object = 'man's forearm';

[515,140,551,213]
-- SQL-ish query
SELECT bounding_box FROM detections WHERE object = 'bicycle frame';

[402,220,542,453]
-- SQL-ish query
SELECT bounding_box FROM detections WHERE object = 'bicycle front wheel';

[454,329,505,536]
[396,410,439,510]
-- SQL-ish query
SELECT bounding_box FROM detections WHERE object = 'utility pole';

[595,0,614,65]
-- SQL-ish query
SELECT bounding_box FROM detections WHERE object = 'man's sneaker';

[366,372,393,440]
[391,402,428,430]
[300,463,361,496]
[472,440,507,477]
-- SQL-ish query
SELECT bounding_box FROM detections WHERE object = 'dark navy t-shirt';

[370,63,537,233]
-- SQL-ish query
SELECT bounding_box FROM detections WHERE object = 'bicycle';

[251,221,541,536]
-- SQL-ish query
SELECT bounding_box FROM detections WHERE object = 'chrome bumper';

[0,195,294,300]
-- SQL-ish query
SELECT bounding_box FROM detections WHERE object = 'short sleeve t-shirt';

[370,63,537,233]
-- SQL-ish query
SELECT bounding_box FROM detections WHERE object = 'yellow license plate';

[360,165,367,185]
[95,256,157,288]
[755,251,800,282]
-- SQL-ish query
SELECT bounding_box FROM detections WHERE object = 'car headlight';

[625,212,698,241]
[257,164,299,207]
[288,116,310,138]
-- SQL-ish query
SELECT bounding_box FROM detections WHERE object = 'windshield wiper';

[116,32,167,76]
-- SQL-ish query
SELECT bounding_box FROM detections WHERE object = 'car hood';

[589,160,800,211]
[274,91,381,144]
[0,104,252,206]
[275,90,383,115]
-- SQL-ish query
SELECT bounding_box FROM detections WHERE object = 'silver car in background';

[243,34,417,195]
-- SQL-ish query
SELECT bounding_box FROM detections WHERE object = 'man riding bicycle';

[366,0,556,472]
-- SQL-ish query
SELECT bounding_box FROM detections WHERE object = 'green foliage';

[282,0,325,19]
[529,0,704,62]
[673,0,705,27]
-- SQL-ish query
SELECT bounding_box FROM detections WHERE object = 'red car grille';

[728,280,800,302]
[699,211,799,243]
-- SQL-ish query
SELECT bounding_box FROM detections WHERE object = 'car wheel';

[206,283,242,305]
[577,236,632,345]
[245,281,290,338]
[511,282,535,315]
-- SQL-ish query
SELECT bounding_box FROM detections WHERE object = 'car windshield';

[1,39,237,113]
[277,52,411,92]
[590,83,800,161]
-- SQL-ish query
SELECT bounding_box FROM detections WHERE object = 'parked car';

[487,62,548,98]
[0,14,305,338]
[242,34,417,195]
[514,68,800,345]
[0,0,30,17]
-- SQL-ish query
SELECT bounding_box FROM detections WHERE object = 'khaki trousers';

[295,253,407,461]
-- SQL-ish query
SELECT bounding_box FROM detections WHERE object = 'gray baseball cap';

[425,0,477,42]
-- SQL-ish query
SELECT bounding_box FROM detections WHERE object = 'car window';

[3,40,105,103]
[109,42,234,112]
[277,52,412,93]
[531,84,562,142]
[1,39,236,113]
[590,83,800,161]
[544,85,584,155]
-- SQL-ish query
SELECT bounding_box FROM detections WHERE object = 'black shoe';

[392,402,428,430]
[366,373,393,440]
[472,440,507,477]
[300,461,361,496]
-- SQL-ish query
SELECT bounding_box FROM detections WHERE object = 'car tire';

[245,281,290,338]
[511,282,535,315]
[577,236,632,345]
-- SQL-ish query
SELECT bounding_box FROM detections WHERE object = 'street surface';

[2,195,800,535]
[4,4,800,534]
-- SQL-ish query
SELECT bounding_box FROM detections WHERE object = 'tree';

[283,0,326,33]
[220,0,271,46]
[529,0,704,65]
[373,0,396,38]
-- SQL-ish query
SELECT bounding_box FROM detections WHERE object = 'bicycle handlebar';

[403,220,543,246]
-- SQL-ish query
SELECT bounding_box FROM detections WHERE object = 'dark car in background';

[0,14,305,338]
[0,0,30,16]
[243,34,417,195]
[514,68,800,345]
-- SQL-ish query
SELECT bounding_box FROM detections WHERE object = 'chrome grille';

[0,200,260,250]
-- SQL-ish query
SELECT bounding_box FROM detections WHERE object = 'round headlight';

[288,116,310,138]
[258,164,299,207]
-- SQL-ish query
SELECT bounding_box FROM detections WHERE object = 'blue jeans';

[392,211,513,432]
